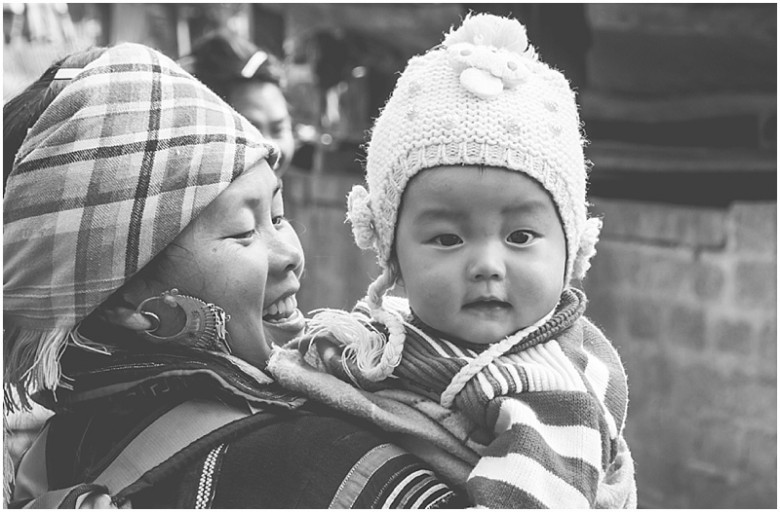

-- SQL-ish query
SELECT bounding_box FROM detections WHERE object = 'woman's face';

[230,82,295,177]
[149,159,305,368]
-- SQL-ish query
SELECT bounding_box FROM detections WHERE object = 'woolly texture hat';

[348,14,601,296]
[3,43,277,409]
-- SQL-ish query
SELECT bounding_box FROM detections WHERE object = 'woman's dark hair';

[181,30,284,102]
[3,47,109,192]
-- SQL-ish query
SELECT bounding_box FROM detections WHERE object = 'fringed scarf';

[3,42,278,411]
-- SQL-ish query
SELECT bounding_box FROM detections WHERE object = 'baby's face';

[394,165,566,344]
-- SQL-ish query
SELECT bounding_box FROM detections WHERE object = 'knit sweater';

[270,288,635,508]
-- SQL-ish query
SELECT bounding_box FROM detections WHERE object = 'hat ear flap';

[347,185,378,251]
[572,216,603,281]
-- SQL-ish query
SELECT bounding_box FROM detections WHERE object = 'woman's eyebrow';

[274,177,283,196]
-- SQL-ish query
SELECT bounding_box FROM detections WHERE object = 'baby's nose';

[467,244,506,281]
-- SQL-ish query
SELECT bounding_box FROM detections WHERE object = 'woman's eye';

[432,234,462,247]
[232,229,256,240]
[507,230,536,245]
[272,215,287,227]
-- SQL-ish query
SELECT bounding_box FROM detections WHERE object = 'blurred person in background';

[180,30,296,177]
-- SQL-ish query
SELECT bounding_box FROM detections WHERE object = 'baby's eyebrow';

[415,207,467,223]
[502,200,552,215]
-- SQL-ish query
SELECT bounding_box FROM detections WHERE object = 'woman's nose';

[270,232,304,276]
[468,243,506,281]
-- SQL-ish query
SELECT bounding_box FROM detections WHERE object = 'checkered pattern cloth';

[4,43,277,408]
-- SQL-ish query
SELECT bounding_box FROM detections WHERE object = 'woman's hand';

[76,492,131,509]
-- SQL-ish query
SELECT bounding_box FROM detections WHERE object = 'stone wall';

[585,198,777,508]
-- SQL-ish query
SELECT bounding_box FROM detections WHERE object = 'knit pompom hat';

[348,14,602,309]
[3,43,277,410]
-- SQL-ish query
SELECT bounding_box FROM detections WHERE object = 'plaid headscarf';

[4,43,278,408]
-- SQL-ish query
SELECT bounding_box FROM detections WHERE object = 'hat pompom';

[572,216,603,281]
[444,14,534,98]
[347,185,377,251]
[443,13,529,54]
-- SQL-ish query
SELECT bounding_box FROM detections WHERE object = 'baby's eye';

[507,230,536,245]
[272,215,287,227]
[432,234,463,247]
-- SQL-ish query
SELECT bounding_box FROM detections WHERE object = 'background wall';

[587,199,776,508]
[580,7,776,507]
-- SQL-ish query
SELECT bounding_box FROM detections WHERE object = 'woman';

[3,43,463,508]
[180,30,296,177]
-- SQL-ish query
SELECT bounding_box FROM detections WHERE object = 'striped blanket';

[269,288,636,508]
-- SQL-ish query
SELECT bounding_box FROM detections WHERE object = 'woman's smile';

[263,292,306,337]
[263,293,298,321]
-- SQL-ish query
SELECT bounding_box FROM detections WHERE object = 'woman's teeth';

[263,295,298,322]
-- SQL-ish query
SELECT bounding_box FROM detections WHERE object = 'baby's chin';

[440,319,541,345]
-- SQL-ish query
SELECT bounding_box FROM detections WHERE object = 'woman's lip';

[263,307,305,332]
[264,289,298,310]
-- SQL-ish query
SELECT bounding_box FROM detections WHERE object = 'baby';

[270,13,635,509]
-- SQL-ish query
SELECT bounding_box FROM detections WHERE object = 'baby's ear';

[389,259,404,287]
[98,302,154,331]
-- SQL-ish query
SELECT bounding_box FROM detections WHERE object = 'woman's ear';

[97,263,172,332]
[98,303,154,331]
[96,285,156,332]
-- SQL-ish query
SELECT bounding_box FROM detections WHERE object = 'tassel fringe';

[306,308,387,375]
[305,302,407,383]
[4,326,71,413]
[2,325,70,504]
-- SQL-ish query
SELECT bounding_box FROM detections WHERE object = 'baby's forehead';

[405,165,551,200]
[400,165,560,221]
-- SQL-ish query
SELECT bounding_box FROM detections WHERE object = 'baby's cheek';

[412,280,453,320]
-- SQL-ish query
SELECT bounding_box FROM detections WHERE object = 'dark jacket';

[12,343,465,508]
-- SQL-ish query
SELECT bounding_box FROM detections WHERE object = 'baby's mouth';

[463,298,512,312]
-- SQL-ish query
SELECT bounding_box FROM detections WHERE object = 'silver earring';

[136,288,231,354]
